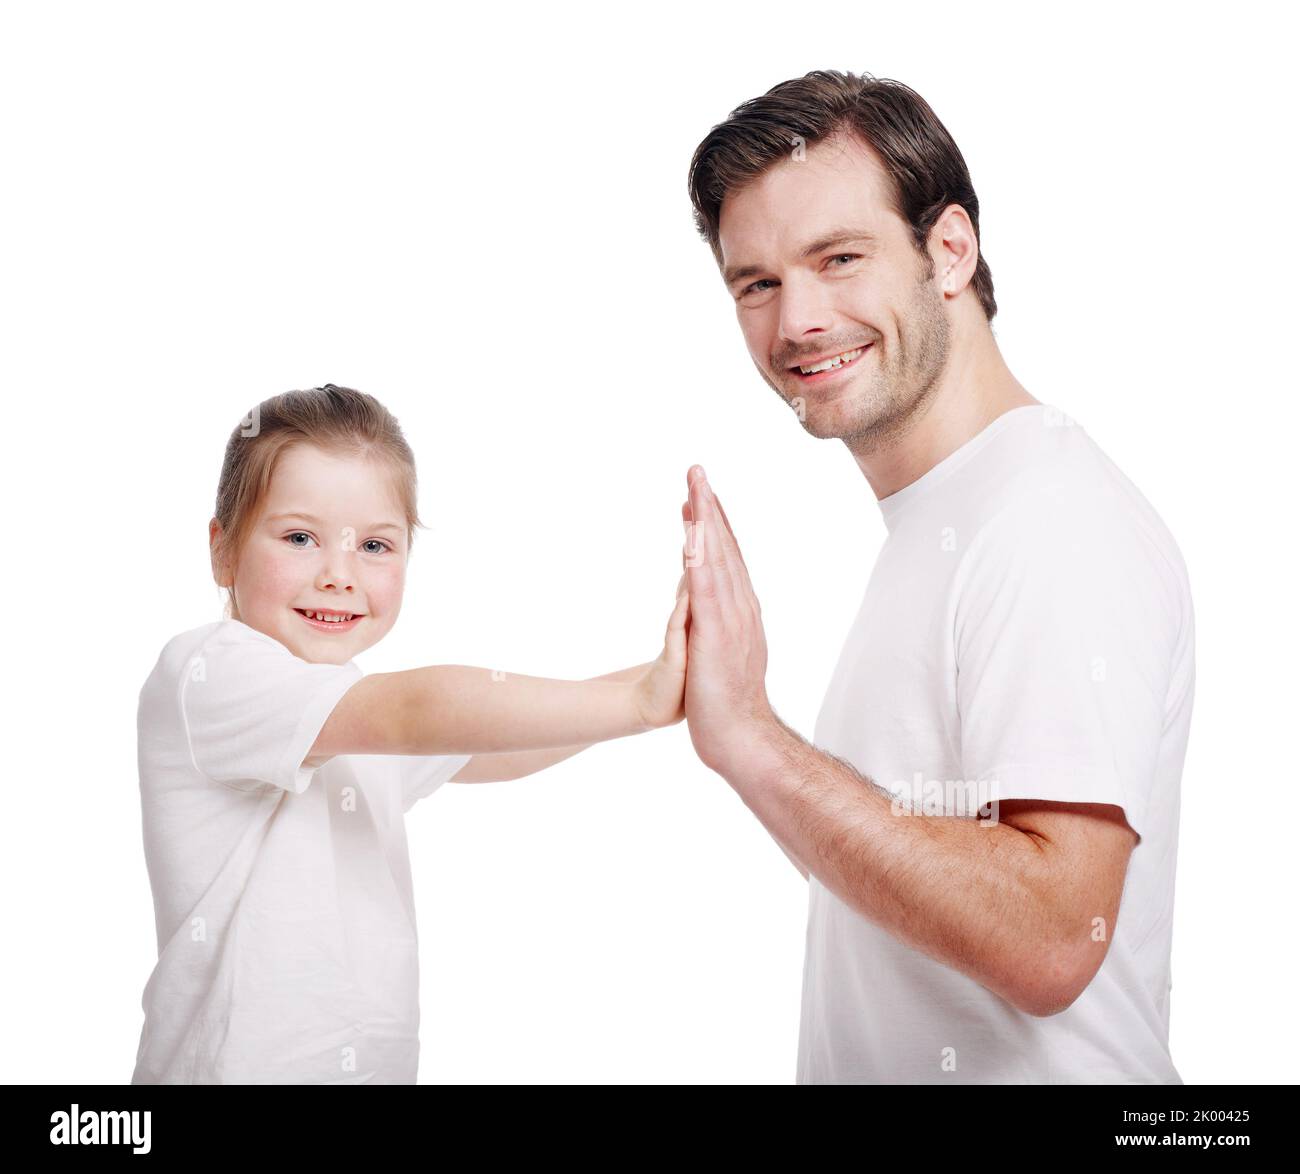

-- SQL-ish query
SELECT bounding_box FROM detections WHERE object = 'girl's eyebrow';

[267,511,403,533]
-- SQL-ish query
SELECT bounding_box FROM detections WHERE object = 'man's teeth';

[303,611,353,622]
[799,346,866,375]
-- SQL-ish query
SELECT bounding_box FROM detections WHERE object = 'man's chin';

[787,394,869,441]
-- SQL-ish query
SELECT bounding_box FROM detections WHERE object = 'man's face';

[211,444,408,665]
[718,129,952,448]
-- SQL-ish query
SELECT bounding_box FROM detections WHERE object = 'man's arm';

[678,466,1131,1014]
[732,716,1135,1015]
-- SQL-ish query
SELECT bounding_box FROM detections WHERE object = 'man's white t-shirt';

[796,404,1195,1084]
[131,619,471,1084]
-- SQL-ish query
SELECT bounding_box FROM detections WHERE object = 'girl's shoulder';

[144,620,296,692]
[157,618,285,661]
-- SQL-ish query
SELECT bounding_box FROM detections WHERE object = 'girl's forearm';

[390,663,654,755]
[590,661,655,685]
[448,662,657,781]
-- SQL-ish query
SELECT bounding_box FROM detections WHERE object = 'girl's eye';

[284,532,391,554]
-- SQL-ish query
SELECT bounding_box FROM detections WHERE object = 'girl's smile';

[294,607,366,632]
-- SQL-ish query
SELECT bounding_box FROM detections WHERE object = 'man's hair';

[687,69,997,322]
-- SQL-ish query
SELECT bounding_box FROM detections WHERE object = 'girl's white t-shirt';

[797,404,1195,1084]
[131,619,471,1084]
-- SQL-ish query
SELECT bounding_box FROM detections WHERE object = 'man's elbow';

[1011,944,1099,1018]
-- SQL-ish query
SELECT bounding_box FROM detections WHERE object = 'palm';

[679,468,773,776]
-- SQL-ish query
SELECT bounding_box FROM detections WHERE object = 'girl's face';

[211,444,409,665]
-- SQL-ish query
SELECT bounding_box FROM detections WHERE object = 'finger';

[669,582,690,630]
[711,489,762,628]
[691,472,762,636]
[682,501,699,572]
[711,491,750,573]
[682,494,707,581]
[664,590,689,678]
[689,466,743,611]
[683,470,723,623]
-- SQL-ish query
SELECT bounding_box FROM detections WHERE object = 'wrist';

[712,704,791,782]
[631,672,669,734]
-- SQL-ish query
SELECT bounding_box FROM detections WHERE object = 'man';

[677,70,1195,1083]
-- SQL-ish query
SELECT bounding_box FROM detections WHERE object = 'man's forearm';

[725,718,1070,1012]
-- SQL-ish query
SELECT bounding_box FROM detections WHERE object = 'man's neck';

[850,331,1038,501]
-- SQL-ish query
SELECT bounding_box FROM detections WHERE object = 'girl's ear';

[208,518,230,587]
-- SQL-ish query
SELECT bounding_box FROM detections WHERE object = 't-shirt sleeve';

[180,621,364,794]
[954,487,1181,842]
[394,753,475,814]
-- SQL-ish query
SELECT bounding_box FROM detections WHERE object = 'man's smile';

[788,343,873,385]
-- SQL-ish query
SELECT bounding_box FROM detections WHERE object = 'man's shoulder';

[968,413,1190,591]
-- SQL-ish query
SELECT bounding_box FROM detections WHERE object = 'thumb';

[668,581,690,633]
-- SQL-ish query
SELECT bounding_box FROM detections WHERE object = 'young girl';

[132,383,689,1085]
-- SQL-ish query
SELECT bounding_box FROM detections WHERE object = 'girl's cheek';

[259,550,308,597]
[238,548,308,607]
[367,561,406,612]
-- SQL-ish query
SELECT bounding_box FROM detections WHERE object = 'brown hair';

[687,69,997,322]
[211,384,422,620]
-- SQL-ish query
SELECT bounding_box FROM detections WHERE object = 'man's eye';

[741,279,776,297]
[286,531,316,548]
[829,253,860,267]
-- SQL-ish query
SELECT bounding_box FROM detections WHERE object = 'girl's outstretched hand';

[634,573,690,729]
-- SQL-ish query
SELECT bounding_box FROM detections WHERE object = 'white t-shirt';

[797,404,1195,1084]
[131,619,471,1084]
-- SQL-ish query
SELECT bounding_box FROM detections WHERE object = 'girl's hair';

[687,69,997,322]
[212,383,422,621]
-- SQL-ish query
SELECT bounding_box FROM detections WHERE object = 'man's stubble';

[758,266,952,459]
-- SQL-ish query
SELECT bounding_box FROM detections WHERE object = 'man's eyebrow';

[723,227,880,288]
[266,512,404,534]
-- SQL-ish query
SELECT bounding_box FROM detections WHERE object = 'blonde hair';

[211,384,423,621]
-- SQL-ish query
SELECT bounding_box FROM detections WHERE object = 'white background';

[2,0,1293,1084]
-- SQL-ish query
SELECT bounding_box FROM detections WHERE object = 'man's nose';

[776,272,836,342]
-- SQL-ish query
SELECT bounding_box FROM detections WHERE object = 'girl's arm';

[446,662,652,783]
[306,581,688,768]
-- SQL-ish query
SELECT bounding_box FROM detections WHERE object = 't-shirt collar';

[876,404,1047,532]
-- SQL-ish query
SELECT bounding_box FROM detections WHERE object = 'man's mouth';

[789,343,872,383]
[294,607,364,632]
